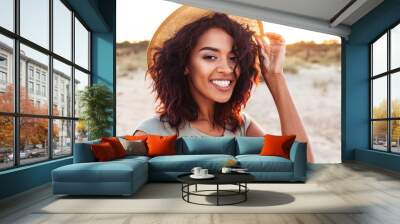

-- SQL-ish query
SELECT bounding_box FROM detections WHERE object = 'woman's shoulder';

[241,111,253,130]
[232,111,253,136]
[133,116,175,136]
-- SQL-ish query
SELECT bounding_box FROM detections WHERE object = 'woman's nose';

[216,59,234,74]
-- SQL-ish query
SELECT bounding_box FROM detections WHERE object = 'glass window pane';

[53,0,72,60]
[372,77,387,119]
[53,59,72,117]
[53,119,72,157]
[0,0,14,31]
[372,33,387,76]
[372,121,387,151]
[391,24,400,70]
[20,117,49,165]
[391,120,400,153]
[391,72,400,118]
[74,17,89,70]
[20,44,49,115]
[0,34,14,112]
[75,120,88,143]
[74,69,89,118]
[0,116,14,170]
[20,0,49,49]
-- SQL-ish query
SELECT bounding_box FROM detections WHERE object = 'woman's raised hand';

[255,32,286,80]
[255,32,314,163]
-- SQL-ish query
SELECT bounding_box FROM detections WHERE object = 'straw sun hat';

[146,5,265,72]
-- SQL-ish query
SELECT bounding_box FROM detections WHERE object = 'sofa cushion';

[101,137,127,158]
[118,138,147,156]
[73,139,101,163]
[52,158,147,183]
[236,155,293,172]
[235,137,264,155]
[177,137,236,155]
[124,135,149,150]
[260,134,296,159]
[114,155,150,164]
[148,154,235,172]
[90,142,118,161]
[147,135,177,156]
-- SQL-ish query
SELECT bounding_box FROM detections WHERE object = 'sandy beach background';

[116,41,341,163]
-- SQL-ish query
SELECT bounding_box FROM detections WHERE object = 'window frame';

[0,0,92,171]
[370,20,400,154]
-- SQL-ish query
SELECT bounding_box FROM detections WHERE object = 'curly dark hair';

[148,13,260,134]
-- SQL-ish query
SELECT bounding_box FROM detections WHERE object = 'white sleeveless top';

[133,112,253,137]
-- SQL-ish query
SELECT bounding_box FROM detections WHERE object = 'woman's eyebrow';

[199,47,220,52]
[199,47,234,54]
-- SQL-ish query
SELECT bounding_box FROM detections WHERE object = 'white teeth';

[211,80,231,88]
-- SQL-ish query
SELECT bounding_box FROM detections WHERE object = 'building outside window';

[0,54,7,90]
[35,83,40,95]
[28,66,34,80]
[0,71,6,83]
[35,70,40,81]
[54,89,58,104]
[41,73,46,83]
[42,85,46,97]
[0,57,6,66]
[0,54,7,67]
[28,81,34,94]
[0,71,7,92]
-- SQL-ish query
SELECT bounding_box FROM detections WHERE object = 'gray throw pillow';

[118,137,147,156]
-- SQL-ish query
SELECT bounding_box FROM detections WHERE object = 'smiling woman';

[133,6,314,162]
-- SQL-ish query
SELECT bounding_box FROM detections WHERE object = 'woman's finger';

[255,36,265,51]
[257,45,269,71]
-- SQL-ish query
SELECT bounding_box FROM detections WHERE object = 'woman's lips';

[210,79,233,92]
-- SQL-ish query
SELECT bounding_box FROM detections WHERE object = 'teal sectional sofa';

[52,136,307,196]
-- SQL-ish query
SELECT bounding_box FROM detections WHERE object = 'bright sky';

[117,0,341,44]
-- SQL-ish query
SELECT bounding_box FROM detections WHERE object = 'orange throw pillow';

[259,134,296,159]
[146,135,177,157]
[91,142,117,161]
[124,135,148,142]
[101,137,127,158]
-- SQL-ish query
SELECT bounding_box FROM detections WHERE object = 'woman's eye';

[229,56,238,61]
[203,55,217,60]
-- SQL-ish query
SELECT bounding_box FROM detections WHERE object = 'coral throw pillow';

[146,135,177,157]
[91,142,118,161]
[259,134,296,159]
[101,137,127,158]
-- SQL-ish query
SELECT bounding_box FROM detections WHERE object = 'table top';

[177,172,255,185]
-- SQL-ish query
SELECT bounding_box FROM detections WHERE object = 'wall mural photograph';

[116,0,341,163]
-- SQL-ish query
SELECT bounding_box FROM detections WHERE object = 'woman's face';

[185,27,240,104]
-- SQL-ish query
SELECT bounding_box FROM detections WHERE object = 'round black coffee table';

[177,173,255,206]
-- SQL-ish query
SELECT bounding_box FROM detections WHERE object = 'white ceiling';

[228,0,352,22]
[168,0,384,38]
